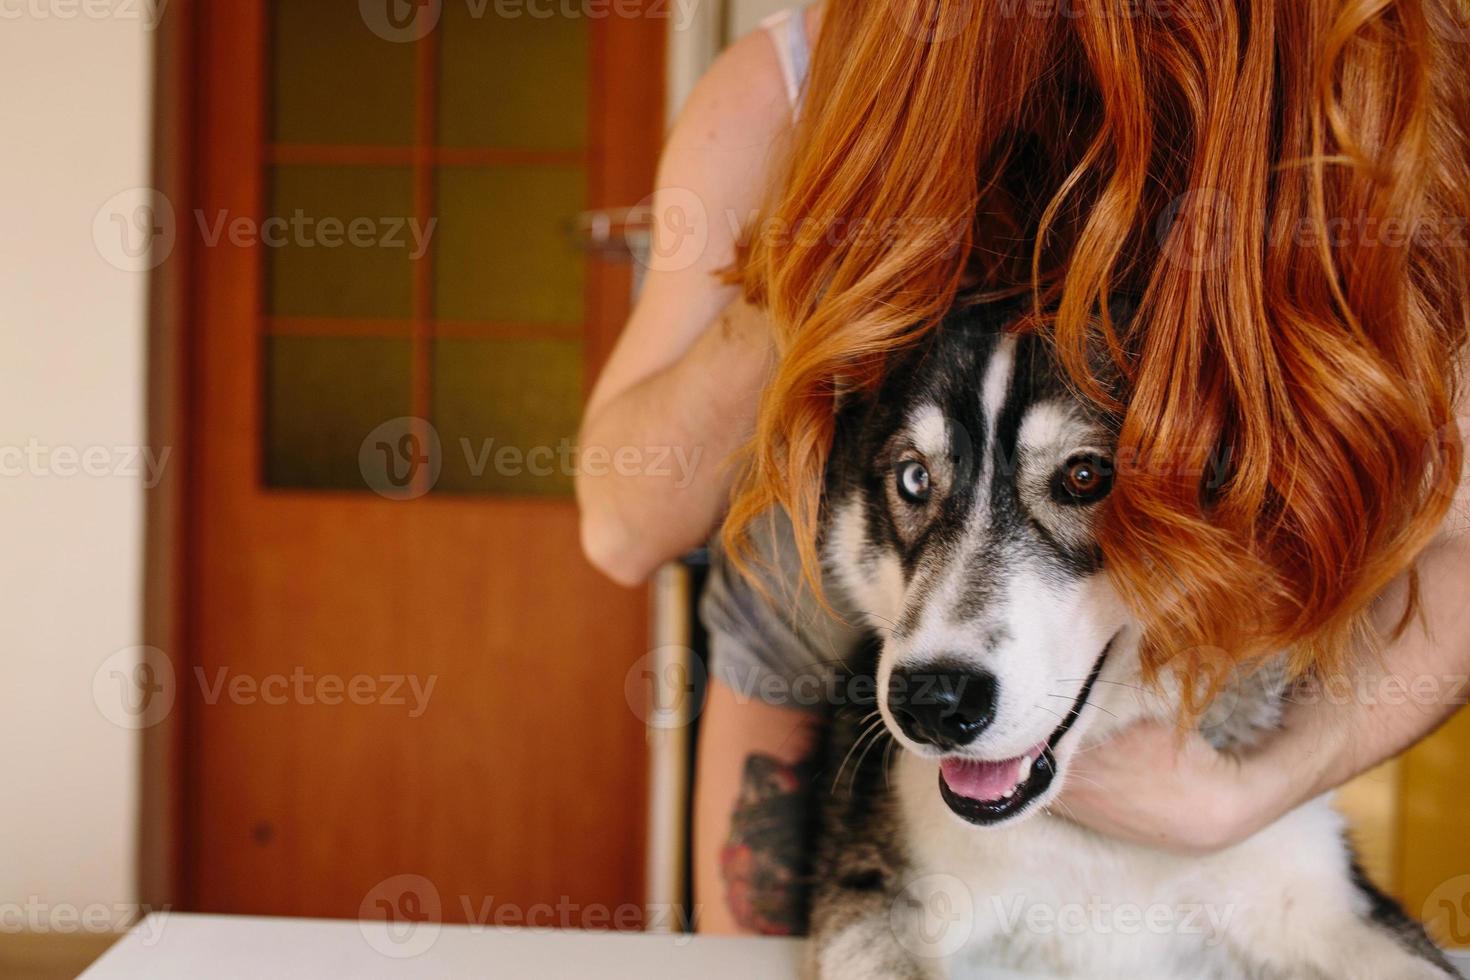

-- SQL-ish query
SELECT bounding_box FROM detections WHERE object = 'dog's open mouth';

[936,640,1111,825]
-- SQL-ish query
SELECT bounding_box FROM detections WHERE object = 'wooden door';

[181,0,663,922]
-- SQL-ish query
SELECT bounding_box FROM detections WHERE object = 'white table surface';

[81,912,1470,979]
[81,913,807,979]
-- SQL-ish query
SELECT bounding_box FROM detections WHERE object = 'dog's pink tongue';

[940,756,1028,802]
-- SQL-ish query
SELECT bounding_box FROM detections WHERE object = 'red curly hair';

[724,0,1470,708]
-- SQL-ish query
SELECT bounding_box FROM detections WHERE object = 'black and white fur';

[809,302,1455,980]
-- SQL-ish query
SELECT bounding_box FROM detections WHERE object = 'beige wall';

[0,4,154,923]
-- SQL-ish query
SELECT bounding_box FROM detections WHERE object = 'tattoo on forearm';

[720,752,817,935]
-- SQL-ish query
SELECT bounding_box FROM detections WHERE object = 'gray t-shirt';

[699,509,865,711]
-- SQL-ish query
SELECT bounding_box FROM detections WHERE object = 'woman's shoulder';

[656,6,822,227]
[671,5,824,138]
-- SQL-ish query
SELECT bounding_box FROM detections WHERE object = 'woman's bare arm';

[694,678,822,934]
[576,30,794,586]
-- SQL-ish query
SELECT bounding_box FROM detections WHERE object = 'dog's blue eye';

[896,461,931,503]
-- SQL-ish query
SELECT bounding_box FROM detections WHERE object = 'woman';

[576,0,1470,936]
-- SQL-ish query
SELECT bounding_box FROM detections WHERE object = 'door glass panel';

[432,339,582,495]
[264,336,414,489]
[271,0,416,146]
[265,165,417,320]
[436,2,588,151]
[261,1,589,498]
[433,166,586,324]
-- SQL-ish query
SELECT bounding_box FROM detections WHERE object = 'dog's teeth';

[1020,753,1035,772]
[1002,787,1016,800]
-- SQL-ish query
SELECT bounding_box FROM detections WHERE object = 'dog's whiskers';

[1040,691,1119,720]
[1059,677,1150,695]
[832,717,888,795]
[1031,704,1066,723]
[850,722,892,793]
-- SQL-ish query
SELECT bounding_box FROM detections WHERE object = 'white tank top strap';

[760,6,812,118]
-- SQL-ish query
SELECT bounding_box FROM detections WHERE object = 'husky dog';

[809,302,1455,979]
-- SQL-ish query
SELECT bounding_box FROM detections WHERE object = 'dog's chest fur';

[889,750,1351,980]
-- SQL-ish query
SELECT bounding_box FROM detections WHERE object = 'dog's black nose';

[887,664,997,751]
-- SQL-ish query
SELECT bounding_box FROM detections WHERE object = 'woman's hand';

[1057,721,1293,855]
[1061,522,1470,855]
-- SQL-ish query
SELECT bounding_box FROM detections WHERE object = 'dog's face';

[824,306,1135,826]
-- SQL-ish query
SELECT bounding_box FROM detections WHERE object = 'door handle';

[573,207,653,264]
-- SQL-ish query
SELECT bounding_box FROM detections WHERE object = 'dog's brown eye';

[1059,454,1112,504]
